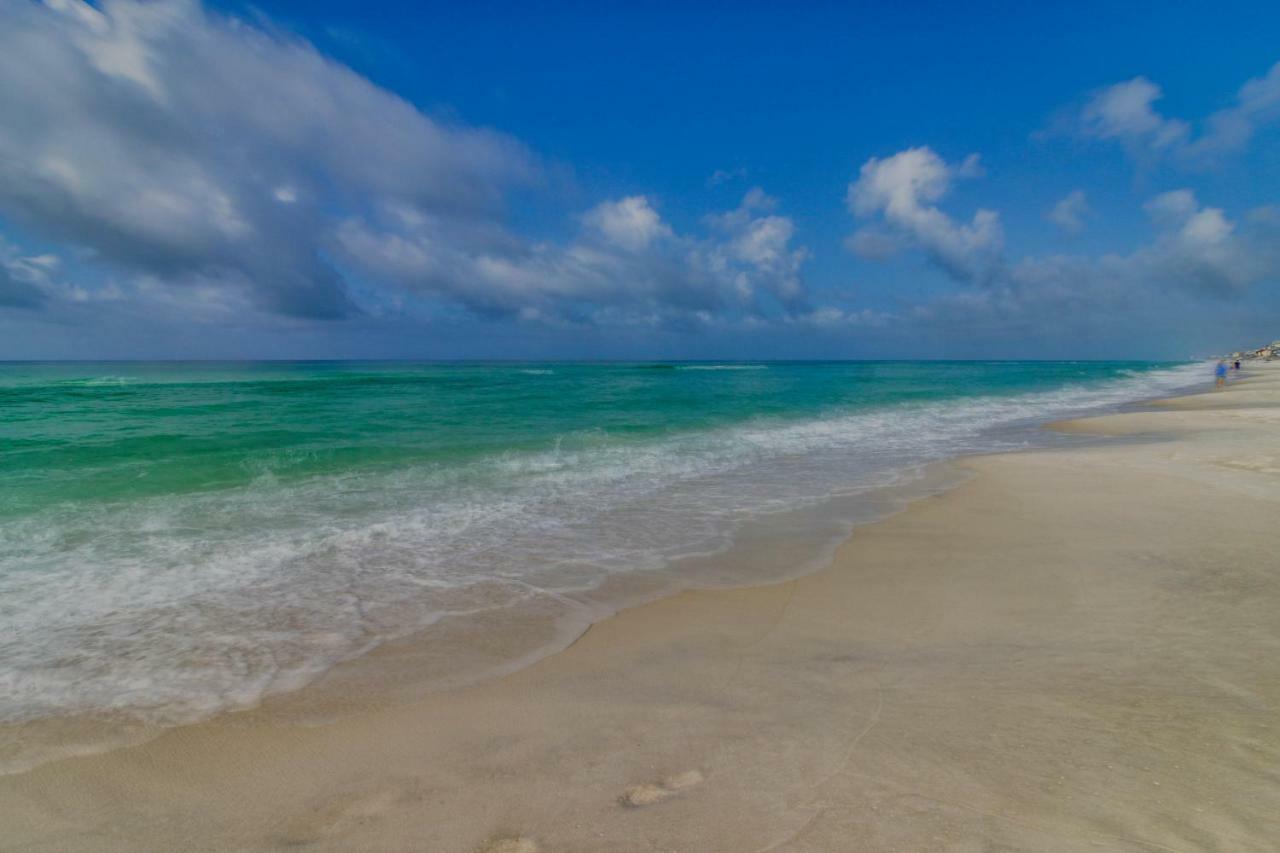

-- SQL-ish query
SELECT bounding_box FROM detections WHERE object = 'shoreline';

[1,360,1206,776]
[0,459,971,778]
[3,365,1278,851]
[0,367,1198,777]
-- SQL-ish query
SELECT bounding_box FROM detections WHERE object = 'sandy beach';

[3,365,1279,852]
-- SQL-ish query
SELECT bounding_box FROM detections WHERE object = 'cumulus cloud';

[1078,77,1190,158]
[847,144,1280,342]
[845,147,1003,284]
[1070,62,1280,166]
[581,196,673,252]
[0,0,528,319]
[1129,189,1268,296]
[704,187,809,307]
[944,189,1280,335]
[1194,62,1280,157]
[337,188,811,324]
[0,1,818,330]
[1047,190,1089,233]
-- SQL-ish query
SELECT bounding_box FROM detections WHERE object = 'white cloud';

[1131,189,1257,295]
[1071,62,1280,166]
[707,167,748,187]
[960,189,1279,338]
[845,142,1280,342]
[844,228,903,261]
[1143,189,1235,251]
[338,188,811,323]
[1047,189,1089,233]
[705,189,809,307]
[582,196,672,252]
[1079,77,1190,156]
[846,146,1003,284]
[1189,62,1280,159]
[46,0,184,98]
[849,146,1279,313]
[0,1,818,330]
[0,0,535,319]
[788,306,893,328]
[1142,188,1199,225]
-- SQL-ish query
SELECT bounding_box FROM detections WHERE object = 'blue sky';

[1,0,1279,359]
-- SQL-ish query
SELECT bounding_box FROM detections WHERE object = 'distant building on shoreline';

[1225,341,1280,361]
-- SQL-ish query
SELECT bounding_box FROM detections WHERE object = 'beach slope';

[2,366,1279,852]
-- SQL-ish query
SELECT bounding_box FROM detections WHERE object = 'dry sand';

[3,366,1279,852]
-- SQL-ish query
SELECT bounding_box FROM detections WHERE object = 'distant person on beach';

[1234,360,1241,371]
[1215,360,1228,387]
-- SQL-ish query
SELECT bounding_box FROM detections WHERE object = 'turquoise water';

[0,360,1206,749]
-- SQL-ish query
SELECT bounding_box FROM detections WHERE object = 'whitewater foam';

[674,364,768,370]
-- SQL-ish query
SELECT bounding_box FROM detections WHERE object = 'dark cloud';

[0,267,45,309]
[0,239,55,308]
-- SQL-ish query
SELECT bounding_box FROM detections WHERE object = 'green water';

[0,360,1194,515]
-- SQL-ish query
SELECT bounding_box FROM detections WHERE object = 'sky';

[1,0,1279,359]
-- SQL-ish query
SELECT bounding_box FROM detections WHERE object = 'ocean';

[0,359,1208,769]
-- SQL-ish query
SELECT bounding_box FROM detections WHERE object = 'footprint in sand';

[619,769,704,808]
[275,783,417,846]
[475,838,539,853]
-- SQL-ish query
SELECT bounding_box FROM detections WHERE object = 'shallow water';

[0,360,1209,770]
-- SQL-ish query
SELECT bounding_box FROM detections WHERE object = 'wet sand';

[3,365,1279,852]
